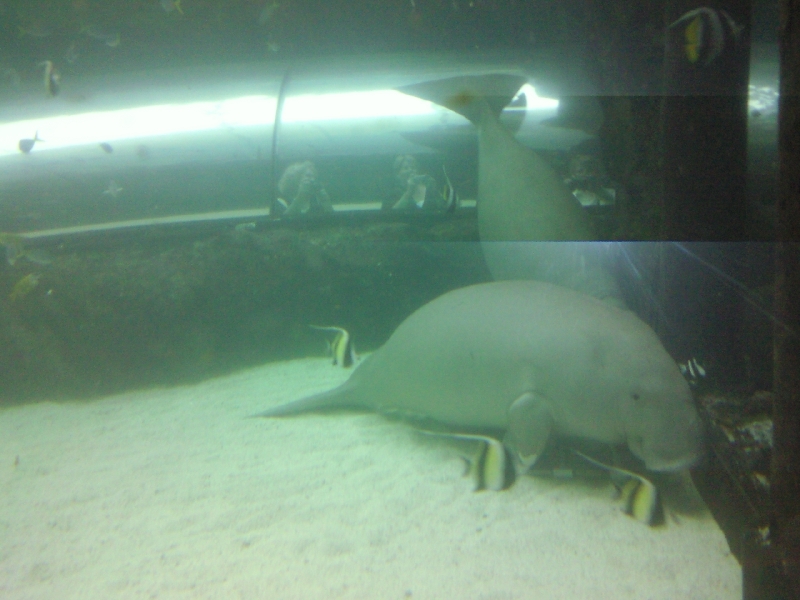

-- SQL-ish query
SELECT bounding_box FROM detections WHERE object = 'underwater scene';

[0,0,792,598]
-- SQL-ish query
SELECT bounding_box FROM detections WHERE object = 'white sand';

[1,358,741,599]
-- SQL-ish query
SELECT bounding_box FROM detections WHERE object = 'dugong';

[256,281,703,473]
[398,76,626,306]
[399,75,594,243]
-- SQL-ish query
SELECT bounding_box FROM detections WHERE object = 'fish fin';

[397,74,527,125]
[174,0,184,14]
[505,392,552,473]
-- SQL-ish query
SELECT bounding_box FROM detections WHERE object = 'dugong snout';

[623,381,705,472]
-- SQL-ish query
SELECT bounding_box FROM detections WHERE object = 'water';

[0,0,789,598]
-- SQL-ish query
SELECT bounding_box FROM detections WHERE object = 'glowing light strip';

[0,95,277,157]
[282,89,435,122]
[0,83,557,158]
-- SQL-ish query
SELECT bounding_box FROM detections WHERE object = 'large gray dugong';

[256,281,703,473]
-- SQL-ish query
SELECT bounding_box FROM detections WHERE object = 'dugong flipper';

[255,281,703,473]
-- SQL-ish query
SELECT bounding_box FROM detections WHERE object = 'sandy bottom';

[1,358,741,599]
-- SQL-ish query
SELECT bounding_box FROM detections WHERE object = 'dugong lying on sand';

[256,281,703,473]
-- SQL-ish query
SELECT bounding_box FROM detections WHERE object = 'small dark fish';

[18,131,42,154]
[39,60,60,97]
[99,142,113,154]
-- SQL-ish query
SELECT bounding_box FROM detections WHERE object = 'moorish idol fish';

[310,325,357,368]
[668,7,744,66]
[419,430,515,491]
[572,450,664,526]
[679,357,706,386]
[441,165,459,213]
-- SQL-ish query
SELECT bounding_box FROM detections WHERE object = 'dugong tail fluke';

[398,74,595,243]
[398,75,626,307]
[398,74,528,129]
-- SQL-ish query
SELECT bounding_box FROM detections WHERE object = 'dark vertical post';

[772,0,800,595]
[661,0,751,240]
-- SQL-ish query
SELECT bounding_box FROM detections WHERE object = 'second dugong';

[255,281,703,473]
[397,75,626,307]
